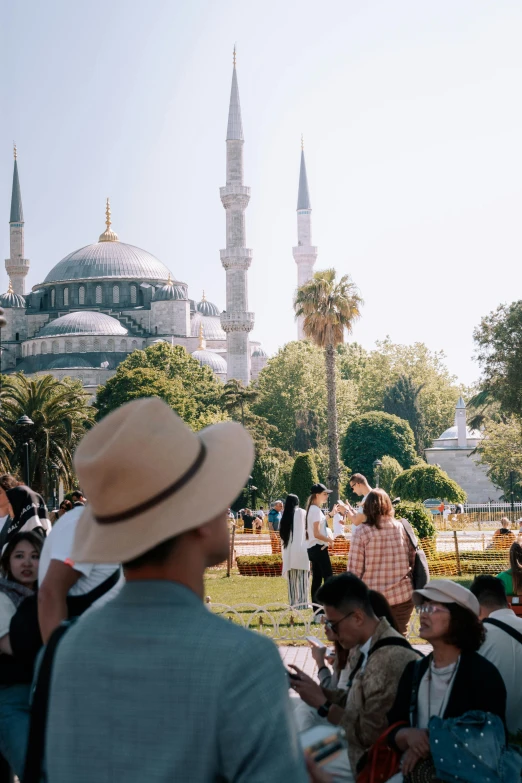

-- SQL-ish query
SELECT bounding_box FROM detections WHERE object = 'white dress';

[282,508,310,608]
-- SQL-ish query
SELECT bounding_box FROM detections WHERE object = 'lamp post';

[373,459,383,489]
[50,462,59,511]
[16,414,34,487]
[510,470,516,524]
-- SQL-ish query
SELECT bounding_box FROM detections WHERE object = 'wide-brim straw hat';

[71,397,254,563]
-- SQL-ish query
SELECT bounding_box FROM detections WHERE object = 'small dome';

[0,283,25,309]
[153,277,187,301]
[191,313,225,340]
[196,292,220,317]
[437,425,482,441]
[252,346,267,358]
[192,349,227,373]
[38,311,128,338]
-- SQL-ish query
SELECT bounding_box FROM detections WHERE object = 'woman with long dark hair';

[497,541,522,596]
[280,494,309,608]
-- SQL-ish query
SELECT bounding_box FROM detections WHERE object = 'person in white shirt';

[470,575,522,735]
[37,505,124,643]
[344,473,372,532]
[305,484,334,620]
[280,494,309,609]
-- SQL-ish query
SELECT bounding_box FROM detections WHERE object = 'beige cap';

[413,579,480,617]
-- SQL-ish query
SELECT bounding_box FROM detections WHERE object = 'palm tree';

[295,269,363,502]
[221,379,259,426]
[0,374,95,498]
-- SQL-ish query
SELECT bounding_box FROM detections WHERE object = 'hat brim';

[71,420,254,564]
[412,586,456,606]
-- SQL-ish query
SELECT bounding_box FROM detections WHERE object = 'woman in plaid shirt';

[347,489,415,635]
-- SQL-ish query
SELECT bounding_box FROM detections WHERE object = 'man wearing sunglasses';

[290,574,418,782]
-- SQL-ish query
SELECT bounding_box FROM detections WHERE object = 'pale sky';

[3,0,522,385]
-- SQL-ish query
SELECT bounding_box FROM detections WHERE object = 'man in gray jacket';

[42,398,308,783]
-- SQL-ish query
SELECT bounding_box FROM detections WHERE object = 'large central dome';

[43,241,171,284]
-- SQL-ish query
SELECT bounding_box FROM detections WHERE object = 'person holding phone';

[306,484,334,621]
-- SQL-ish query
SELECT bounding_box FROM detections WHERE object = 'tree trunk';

[325,343,340,505]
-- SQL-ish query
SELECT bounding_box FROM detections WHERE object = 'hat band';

[94,442,207,525]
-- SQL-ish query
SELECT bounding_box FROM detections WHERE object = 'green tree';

[221,378,277,452]
[378,455,404,496]
[254,341,358,454]
[383,375,426,454]
[473,301,522,423]
[289,452,319,506]
[476,418,522,501]
[95,343,225,430]
[392,464,466,503]
[294,269,363,503]
[342,412,418,482]
[251,452,294,506]
[394,501,436,539]
[0,374,95,497]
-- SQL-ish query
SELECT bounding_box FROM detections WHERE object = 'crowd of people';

[0,399,519,781]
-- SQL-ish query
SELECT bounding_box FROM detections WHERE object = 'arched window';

[52,341,59,354]
[130,285,137,304]
[96,285,102,304]
[31,343,35,356]
[131,340,138,350]
[112,285,120,304]
[79,339,86,353]
[63,287,69,307]
[119,339,127,351]
[15,332,19,341]
[107,339,114,352]
[93,338,101,352]
[50,289,55,308]
[65,340,72,353]
[79,286,85,305]
[41,341,47,354]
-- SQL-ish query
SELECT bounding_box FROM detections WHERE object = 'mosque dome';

[43,200,172,284]
[191,312,225,340]
[153,277,187,301]
[38,311,128,338]
[196,292,220,317]
[437,425,482,441]
[252,346,267,358]
[0,281,25,309]
[192,349,227,374]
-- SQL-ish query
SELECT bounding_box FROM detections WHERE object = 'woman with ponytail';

[497,541,522,596]
[280,494,309,608]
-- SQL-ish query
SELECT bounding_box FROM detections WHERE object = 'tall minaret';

[220,47,254,384]
[5,145,30,296]
[292,138,317,339]
[455,396,467,449]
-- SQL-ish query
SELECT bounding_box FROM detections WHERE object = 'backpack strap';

[483,617,522,645]
[409,657,426,728]
[23,620,74,783]
[399,517,420,551]
[348,637,424,688]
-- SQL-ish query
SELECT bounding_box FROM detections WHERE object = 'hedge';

[236,554,348,577]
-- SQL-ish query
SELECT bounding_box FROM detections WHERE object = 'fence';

[217,529,518,578]
[434,512,522,531]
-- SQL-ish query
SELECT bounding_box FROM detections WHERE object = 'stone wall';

[425,448,502,502]
[21,334,145,357]
[150,300,190,337]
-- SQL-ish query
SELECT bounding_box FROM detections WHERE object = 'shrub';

[235,554,348,575]
[392,464,466,504]
[379,456,404,495]
[342,412,417,482]
[394,501,436,539]
[289,452,319,506]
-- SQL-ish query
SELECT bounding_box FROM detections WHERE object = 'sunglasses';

[415,604,450,616]
[323,611,355,634]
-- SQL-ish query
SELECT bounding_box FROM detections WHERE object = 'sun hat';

[71,397,254,563]
[413,579,480,617]
[311,483,332,495]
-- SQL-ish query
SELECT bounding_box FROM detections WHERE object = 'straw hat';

[71,397,254,563]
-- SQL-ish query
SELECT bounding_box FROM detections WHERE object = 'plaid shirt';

[348,519,414,605]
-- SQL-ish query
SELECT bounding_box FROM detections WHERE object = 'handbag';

[404,757,439,782]
[399,518,430,589]
[356,721,406,783]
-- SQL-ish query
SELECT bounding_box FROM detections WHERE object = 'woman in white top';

[280,494,309,609]
[305,483,334,618]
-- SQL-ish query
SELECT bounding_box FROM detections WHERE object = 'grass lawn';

[204,569,472,606]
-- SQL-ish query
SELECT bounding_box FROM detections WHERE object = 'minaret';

[5,145,30,296]
[455,396,467,449]
[219,47,254,384]
[293,137,318,339]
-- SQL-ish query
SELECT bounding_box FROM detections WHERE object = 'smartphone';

[300,726,346,766]
[306,635,326,650]
[287,670,301,681]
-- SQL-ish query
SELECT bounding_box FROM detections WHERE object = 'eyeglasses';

[415,604,450,616]
[323,611,355,634]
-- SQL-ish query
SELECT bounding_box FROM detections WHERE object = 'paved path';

[279,643,432,678]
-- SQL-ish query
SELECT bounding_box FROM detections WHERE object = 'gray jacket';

[45,580,307,782]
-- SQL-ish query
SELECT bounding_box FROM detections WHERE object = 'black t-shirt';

[242,513,255,531]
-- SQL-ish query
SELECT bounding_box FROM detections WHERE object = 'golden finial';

[99,197,119,242]
[13,143,17,160]
[201,290,207,302]
[301,134,304,151]
[198,322,206,350]
[7,279,13,295]
[233,45,236,67]
[167,273,173,285]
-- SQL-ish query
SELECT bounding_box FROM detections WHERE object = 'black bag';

[399,518,430,589]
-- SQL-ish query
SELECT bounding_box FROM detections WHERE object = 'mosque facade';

[0,56,269,392]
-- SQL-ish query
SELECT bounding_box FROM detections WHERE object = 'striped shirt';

[348,518,414,605]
